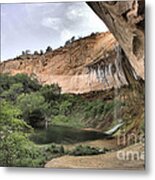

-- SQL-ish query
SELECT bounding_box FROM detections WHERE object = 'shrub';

[25,50,31,55]
[40,50,44,55]
[0,101,38,167]
[40,84,61,103]
[0,73,41,93]
[0,83,23,101]
[0,74,15,91]
[69,145,106,156]
[59,100,72,115]
[34,51,39,55]
[0,100,32,135]
[0,132,53,167]
[51,115,70,126]
[46,46,52,53]
[45,143,65,154]
[22,51,26,55]
[71,36,75,42]
[65,40,70,46]
[13,73,41,92]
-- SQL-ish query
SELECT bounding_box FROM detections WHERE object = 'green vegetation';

[0,101,38,167]
[0,73,144,167]
[0,99,65,167]
[69,145,107,156]
[17,92,49,128]
[45,143,65,154]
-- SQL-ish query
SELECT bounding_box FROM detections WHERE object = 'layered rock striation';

[87,0,145,80]
[0,29,143,94]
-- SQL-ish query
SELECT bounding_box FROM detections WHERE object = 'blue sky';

[1,2,108,61]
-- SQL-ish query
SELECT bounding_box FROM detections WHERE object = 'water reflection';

[30,125,109,144]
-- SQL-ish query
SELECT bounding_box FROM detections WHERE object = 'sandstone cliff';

[0,32,122,94]
[87,0,145,80]
[0,26,144,94]
[0,0,145,94]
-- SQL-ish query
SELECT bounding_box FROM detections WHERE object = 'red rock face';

[87,0,145,80]
[0,17,144,94]
[0,1,145,94]
[0,32,121,94]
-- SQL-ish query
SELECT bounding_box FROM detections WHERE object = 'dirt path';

[45,142,144,170]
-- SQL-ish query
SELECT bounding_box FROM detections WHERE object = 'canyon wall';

[0,21,144,94]
[87,0,145,80]
[0,32,122,94]
[0,1,145,94]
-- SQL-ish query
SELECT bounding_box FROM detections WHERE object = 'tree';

[40,84,61,103]
[65,40,70,46]
[91,32,95,36]
[13,73,41,93]
[0,100,49,167]
[0,74,15,92]
[17,92,48,128]
[0,74,41,99]
[0,101,32,135]
[59,100,72,116]
[40,50,44,55]
[46,46,52,53]
[25,50,31,55]
[71,36,75,42]
[34,51,39,55]
[22,51,26,55]
[0,83,23,101]
[0,100,33,166]
[0,132,31,166]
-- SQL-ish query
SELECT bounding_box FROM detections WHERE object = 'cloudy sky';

[1,2,108,61]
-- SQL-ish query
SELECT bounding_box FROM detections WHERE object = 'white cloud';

[66,6,85,20]
[65,3,107,33]
[41,17,61,30]
[1,2,108,61]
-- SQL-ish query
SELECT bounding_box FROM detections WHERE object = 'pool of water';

[30,125,108,144]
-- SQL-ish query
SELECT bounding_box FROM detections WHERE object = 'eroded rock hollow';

[87,0,145,81]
